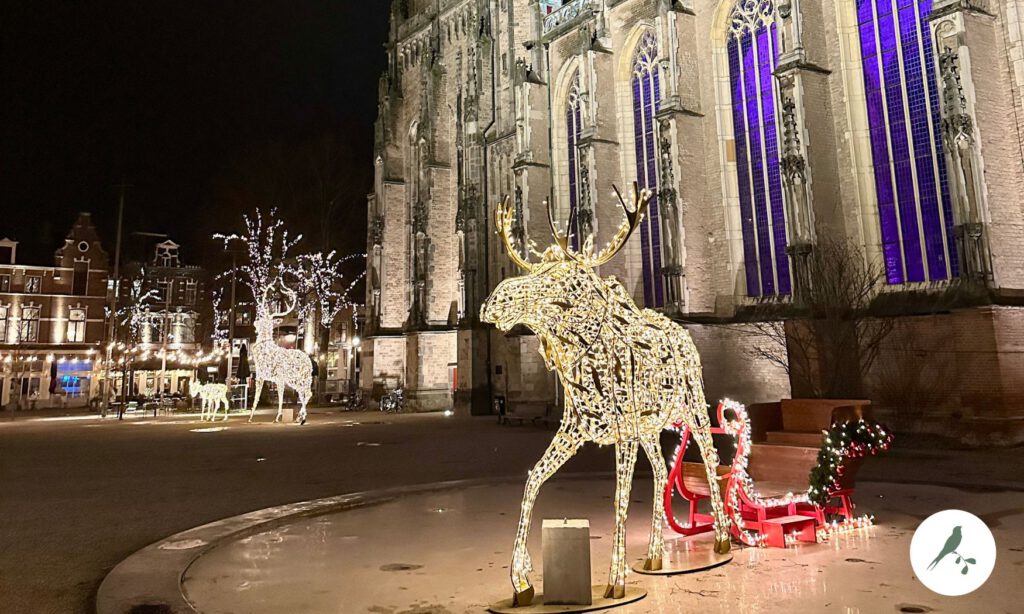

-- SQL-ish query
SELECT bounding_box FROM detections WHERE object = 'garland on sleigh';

[808,419,894,507]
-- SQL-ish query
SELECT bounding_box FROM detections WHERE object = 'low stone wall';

[866,306,1024,446]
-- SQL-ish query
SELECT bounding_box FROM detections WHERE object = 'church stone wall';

[365,1,1024,441]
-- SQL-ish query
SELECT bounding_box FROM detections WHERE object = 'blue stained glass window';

[856,0,957,284]
[727,1,791,296]
[566,71,583,251]
[631,31,664,307]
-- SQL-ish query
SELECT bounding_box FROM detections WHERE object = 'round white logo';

[910,509,996,596]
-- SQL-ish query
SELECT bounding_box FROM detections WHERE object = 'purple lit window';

[631,31,664,307]
[856,0,956,284]
[566,71,584,251]
[727,1,791,297]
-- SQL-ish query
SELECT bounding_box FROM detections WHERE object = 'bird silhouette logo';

[927,526,977,574]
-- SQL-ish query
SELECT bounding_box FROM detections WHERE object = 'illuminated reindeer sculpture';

[481,184,730,605]
[248,282,313,425]
[193,383,230,421]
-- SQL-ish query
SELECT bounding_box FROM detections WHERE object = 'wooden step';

[761,514,818,547]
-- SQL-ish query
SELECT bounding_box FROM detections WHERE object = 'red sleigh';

[665,399,890,547]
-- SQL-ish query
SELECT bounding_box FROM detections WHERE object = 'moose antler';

[545,182,651,266]
[260,278,298,319]
[592,182,652,266]
[274,284,298,318]
[546,197,578,257]
[495,196,534,272]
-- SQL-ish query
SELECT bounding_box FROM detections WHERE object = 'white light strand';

[193,383,230,421]
[482,184,730,605]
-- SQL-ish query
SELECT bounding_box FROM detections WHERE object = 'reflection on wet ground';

[182,480,1022,613]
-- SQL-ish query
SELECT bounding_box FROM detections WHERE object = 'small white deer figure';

[248,283,313,424]
[193,383,230,421]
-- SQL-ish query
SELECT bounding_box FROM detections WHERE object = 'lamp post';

[349,335,361,398]
[102,180,129,417]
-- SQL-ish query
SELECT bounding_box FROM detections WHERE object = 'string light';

[216,210,322,425]
[718,400,893,547]
[808,419,894,507]
[193,383,230,421]
[481,183,730,605]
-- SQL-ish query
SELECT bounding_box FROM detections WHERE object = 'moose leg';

[639,435,668,571]
[686,409,731,554]
[605,439,639,599]
[509,429,582,606]
[274,384,285,423]
[249,379,264,422]
[298,387,310,425]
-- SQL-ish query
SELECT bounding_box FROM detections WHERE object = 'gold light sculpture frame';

[481,183,731,606]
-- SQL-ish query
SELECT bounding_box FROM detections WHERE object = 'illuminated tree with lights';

[215,209,363,423]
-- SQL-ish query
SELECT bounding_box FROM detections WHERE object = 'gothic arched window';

[631,31,664,307]
[856,0,956,284]
[566,71,584,251]
[728,0,790,297]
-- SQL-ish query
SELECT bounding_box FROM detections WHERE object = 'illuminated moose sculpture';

[481,184,730,605]
[193,383,230,422]
[248,283,313,425]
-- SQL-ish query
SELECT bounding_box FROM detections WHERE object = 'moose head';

[481,183,651,365]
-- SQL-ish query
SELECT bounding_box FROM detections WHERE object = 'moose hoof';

[603,583,626,599]
[300,416,307,425]
[643,557,663,572]
[715,537,732,555]
[511,586,534,607]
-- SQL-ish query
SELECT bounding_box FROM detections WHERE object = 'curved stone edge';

[95,472,608,614]
[95,470,1021,614]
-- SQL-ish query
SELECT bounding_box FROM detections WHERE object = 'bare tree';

[746,238,895,399]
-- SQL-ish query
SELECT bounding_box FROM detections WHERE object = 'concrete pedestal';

[542,519,592,606]
[280,407,295,423]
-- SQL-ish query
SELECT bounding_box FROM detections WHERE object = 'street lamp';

[348,336,361,399]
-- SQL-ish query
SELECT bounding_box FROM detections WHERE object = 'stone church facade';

[366,0,1024,444]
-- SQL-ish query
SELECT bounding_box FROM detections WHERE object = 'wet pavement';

[179,479,1023,613]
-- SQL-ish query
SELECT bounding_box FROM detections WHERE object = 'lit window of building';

[25,276,41,294]
[727,0,791,297]
[565,69,584,251]
[856,0,956,284]
[67,308,86,343]
[630,30,665,307]
[19,306,40,342]
[184,279,198,305]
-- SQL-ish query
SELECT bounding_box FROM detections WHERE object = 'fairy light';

[216,210,326,425]
[481,183,730,606]
[717,400,892,547]
[193,383,230,421]
[808,419,894,507]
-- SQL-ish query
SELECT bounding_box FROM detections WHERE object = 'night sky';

[1,1,390,265]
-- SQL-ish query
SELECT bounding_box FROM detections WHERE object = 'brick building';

[118,240,209,397]
[366,0,1024,443]
[0,213,108,407]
